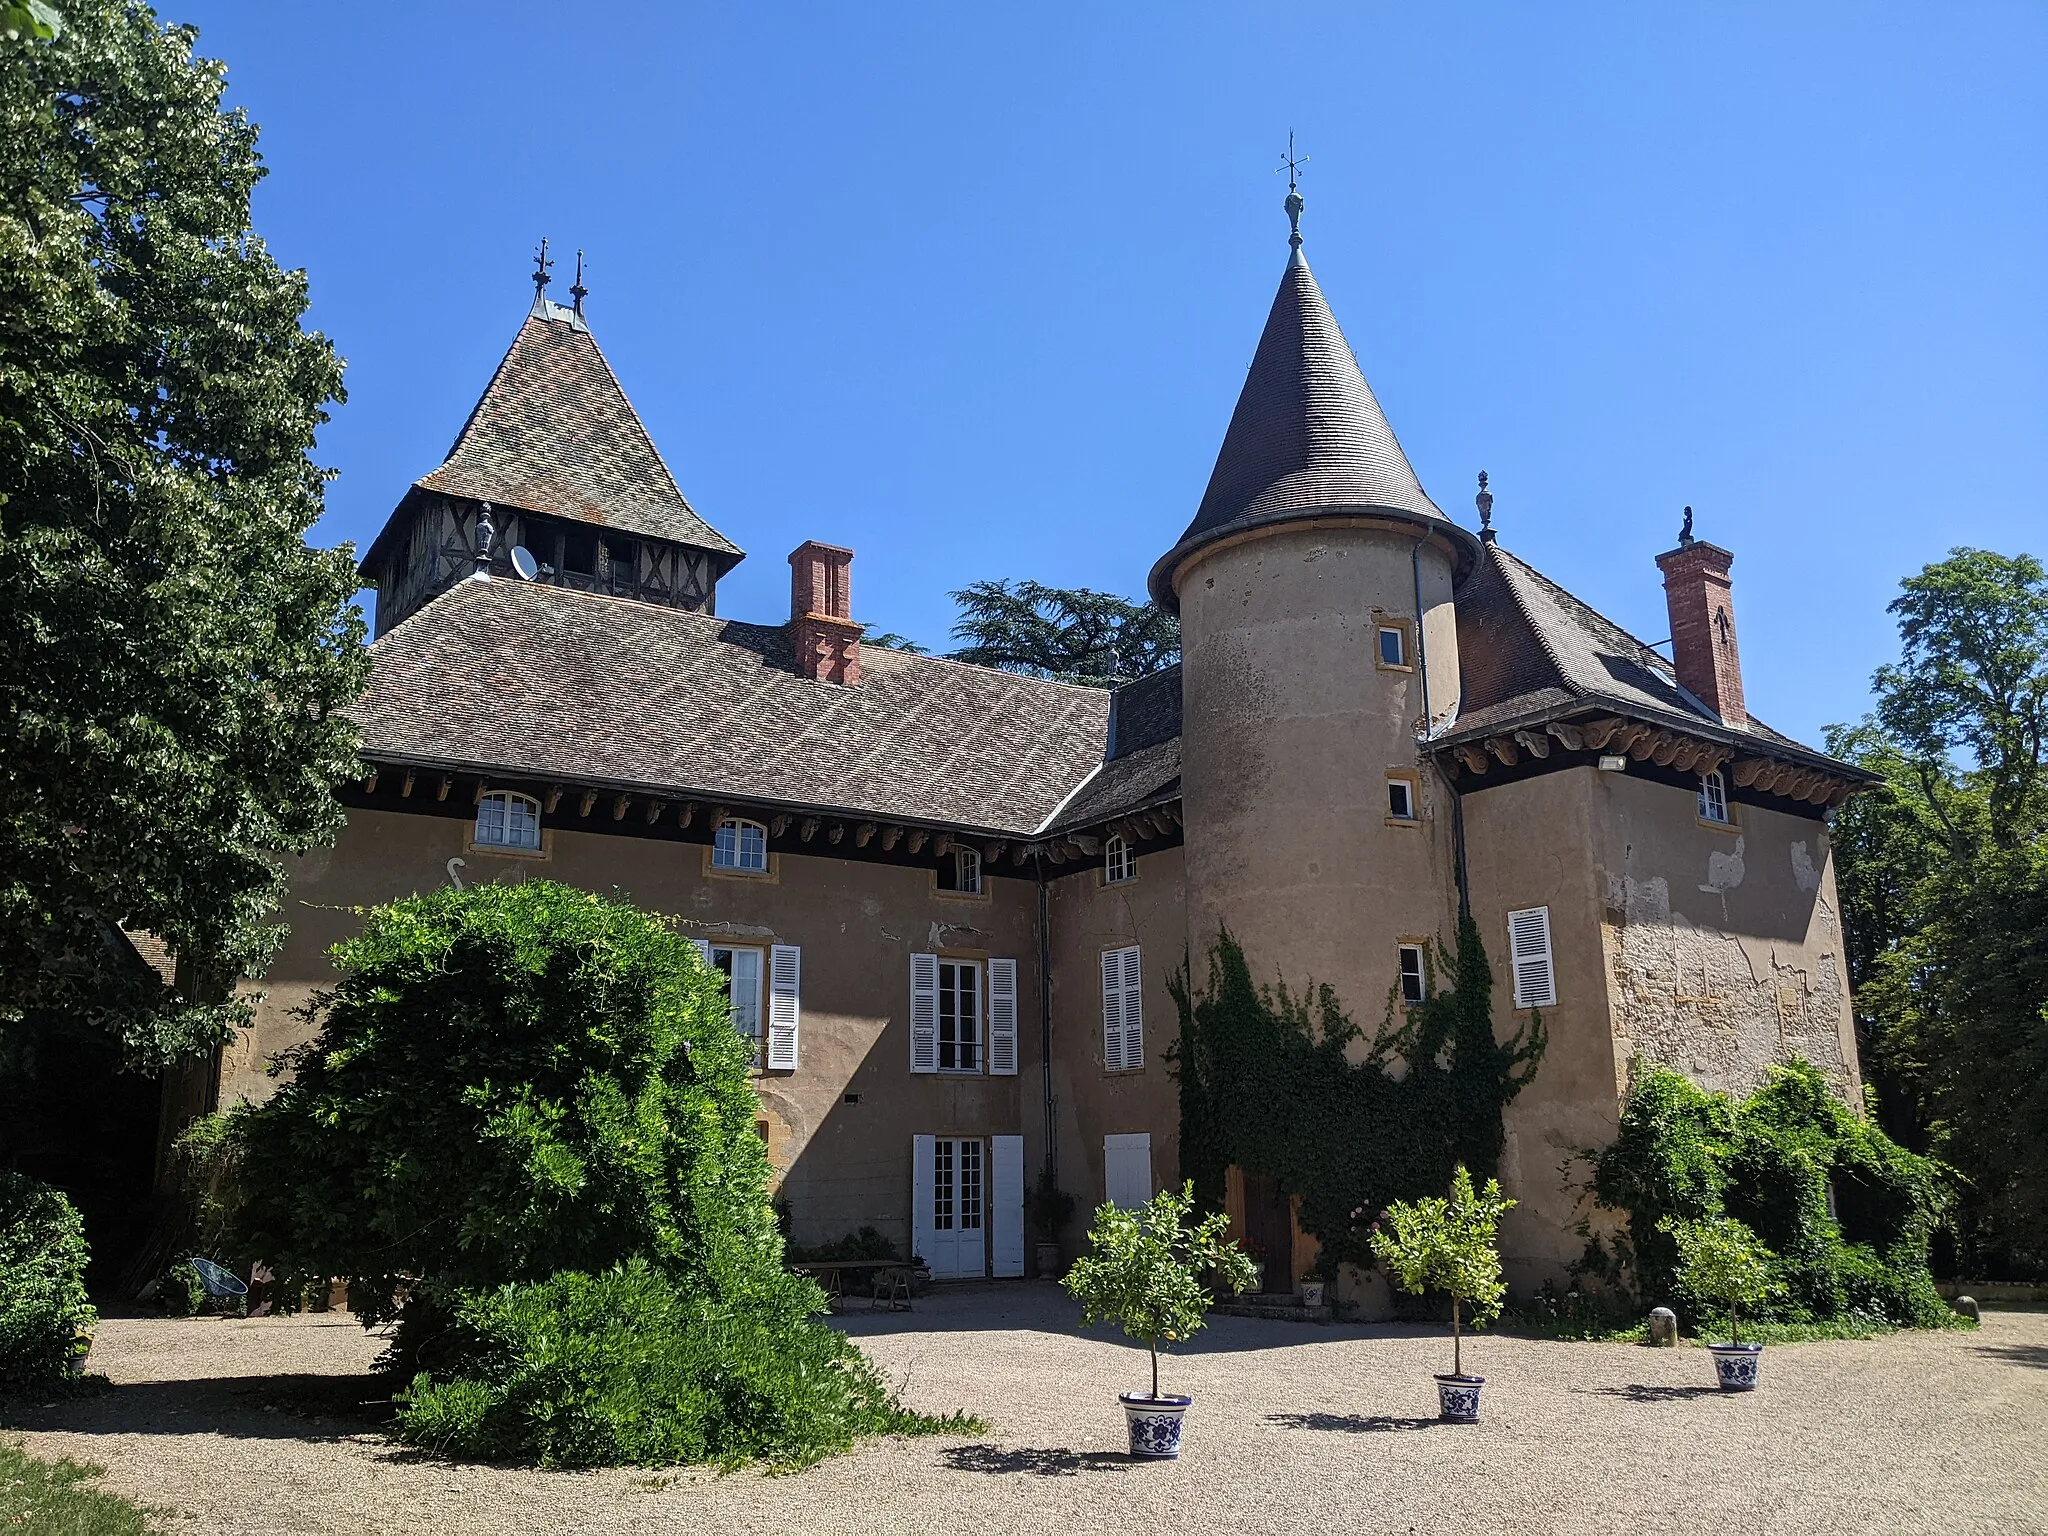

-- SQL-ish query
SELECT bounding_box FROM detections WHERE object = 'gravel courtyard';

[8,1288,2045,1536]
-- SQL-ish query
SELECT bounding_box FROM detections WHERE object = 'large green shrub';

[224,881,963,1464]
[1587,1061,1952,1329]
[395,1259,963,1469]
[1172,917,1544,1273]
[0,1172,97,1392]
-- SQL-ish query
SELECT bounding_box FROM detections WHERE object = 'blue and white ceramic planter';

[1120,1392,1193,1458]
[1435,1373,1485,1422]
[1709,1343,1763,1390]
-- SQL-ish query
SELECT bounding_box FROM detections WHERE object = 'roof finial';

[1679,505,1695,546]
[1278,132,1308,249]
[532,238,553,298]
[569,249,588,315]
[1476,470,1495,544]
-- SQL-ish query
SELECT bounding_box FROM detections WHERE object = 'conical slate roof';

[1149,245,1465,607]
[409,297,742,561]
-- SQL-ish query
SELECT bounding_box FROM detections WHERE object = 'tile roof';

[406,300,742,561]
[1151,246,1472,607]
[1047,666,1184,832]
[1449,542,1827,761]
[354,578,1112,837]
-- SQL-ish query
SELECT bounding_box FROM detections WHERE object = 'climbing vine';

[1169,914,1545,1275]
[1581,1062,1954,1329]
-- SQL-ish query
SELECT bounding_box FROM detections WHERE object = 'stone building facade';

[228,216,1873,1300]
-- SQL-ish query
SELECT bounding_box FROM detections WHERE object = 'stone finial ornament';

[1679,505,1695,546]
[1476,470,1495,543]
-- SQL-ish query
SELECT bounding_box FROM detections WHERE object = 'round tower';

[1150,198,1479,1016]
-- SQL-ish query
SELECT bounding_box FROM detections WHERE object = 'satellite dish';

[510,545,539,581]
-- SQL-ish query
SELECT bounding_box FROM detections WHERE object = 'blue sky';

[177,1,2043,747]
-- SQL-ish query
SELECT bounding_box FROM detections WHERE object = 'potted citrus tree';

[1370,1165,1514,1423]
[1063,1181,1257,1458]
[1662,1214,1777,1390]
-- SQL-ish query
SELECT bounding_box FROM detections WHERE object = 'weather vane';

[532,238,553,297]
[1277,132,1308,248]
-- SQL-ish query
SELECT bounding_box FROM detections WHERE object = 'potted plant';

[1370,1165,1514,1423]
[1242,1239,1267,1295]
[1662,1214,1778,1390]
[1299,1269,1326,1307]
[1030,1166,1076,1281]
[1064,1181,1258,1458]
[68,1326,94,1377]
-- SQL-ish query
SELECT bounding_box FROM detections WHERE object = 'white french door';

[913,1135,987,1280]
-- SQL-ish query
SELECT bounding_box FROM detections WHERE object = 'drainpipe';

[1035,851,1057,1187]
[1409,530,1434,739]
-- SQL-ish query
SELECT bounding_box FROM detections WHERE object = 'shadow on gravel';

[941,1444,1129,1475]
[1585,1384,1724,1402]
[1265,1412,1439,1433]
[5,1373,393,1442]
[1973,1344,2048,1370]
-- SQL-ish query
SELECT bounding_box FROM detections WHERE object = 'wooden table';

[791,1259,918,1313]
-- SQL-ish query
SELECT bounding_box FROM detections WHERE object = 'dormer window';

[713,817,769,872]
[475,790,541,851]
[938,847,982,895]
[1104,835,1135,885]
[1698,769,1729,824]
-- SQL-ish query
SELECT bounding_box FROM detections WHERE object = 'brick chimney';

[788,541,861,686]
[1655,529,1745,728]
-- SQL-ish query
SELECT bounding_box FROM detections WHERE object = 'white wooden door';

[990,1135,1024,1278]
[918,1136,987,1280]
[1104,1132,1153,1209]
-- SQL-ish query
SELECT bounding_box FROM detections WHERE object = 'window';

[1398,943,1427,1005]
[1698,769,1729,824]
[910,953,1016,1075]
[1376,624,1409,669]
[604,537,638,594]
[937,847,982,894]
[561,525,598,575]
[1508,906,1557,1009]
[1104,835,1135,885]
[475,791,541,850]
[711,945,763,1048]
[713,818,768,872]
[1387,776,1416,820]
[1100,945,1144,1071]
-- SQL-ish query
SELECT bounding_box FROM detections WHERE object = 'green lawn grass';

[0,1440,162,1536]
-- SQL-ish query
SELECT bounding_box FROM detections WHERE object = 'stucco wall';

[1039,843,1188,1266]
[1176,523,1464,1032]
[228,805,1043,1255]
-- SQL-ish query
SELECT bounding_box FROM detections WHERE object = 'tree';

[0,0,367,1066]
[1370,1164,1512,1379]
[947,579,1179,686]
[1063,1181,1256,1399]
[1662,1215,1777,1346]
[1830,549,2048,1275]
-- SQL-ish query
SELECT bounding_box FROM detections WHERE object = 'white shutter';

[990,1134,1025,1278]
[1119,945,1144,1071]
[987,958,1019,1075]
[909,952,938,1073]
[911,1135,936,1269]
[1100,949,1124,1069]
[690,937,712,965]
[1508,906,1557,1009]
[765,943,800,1070]
[1104,1132,1152,1209]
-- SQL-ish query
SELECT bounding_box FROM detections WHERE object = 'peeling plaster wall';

[1593,775,1860,1104]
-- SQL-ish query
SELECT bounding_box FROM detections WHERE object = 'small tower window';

[938,847,983,894]
[475,791,541,851]
[1104,835,1135,885]
[1377,624,1410,669]
[1398,944,1427,1005]
[1387,777,1416,820]
[713,818,769,872]
[1698,769,1729,824]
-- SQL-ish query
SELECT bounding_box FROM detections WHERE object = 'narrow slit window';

[1398,943,1427,1005]
[1698,769,1729,824]
[475,791,541,850]
[1387,777,1416,820]
[1104,836,1135,885]
[713,818,769,872]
